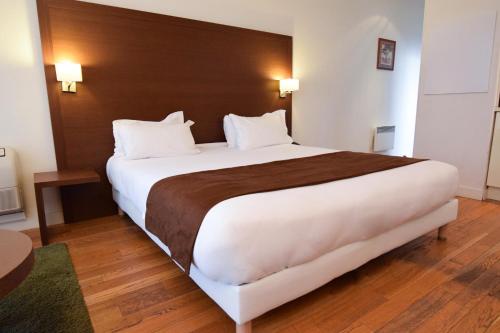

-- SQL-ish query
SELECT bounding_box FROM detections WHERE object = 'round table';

[0,229,34,299]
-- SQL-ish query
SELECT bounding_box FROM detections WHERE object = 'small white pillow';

[112,111,184,156]
[119,121,200,160]
[229,110,293,150]
[223,115,237,148]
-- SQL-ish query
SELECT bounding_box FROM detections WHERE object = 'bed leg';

[438,225,448,241]
[118,207,125,217]
[236,321,252,333]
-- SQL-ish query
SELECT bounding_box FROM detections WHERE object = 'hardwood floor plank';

[377,242,500,332]
[83,265,181,306]
[414,271,500,333]
[446,293,500,333]
[352,235,483,330]
[485,316,500,333]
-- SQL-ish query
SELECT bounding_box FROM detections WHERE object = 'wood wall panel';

[36,0,293,222]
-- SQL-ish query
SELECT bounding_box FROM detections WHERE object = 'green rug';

[0,243,93,333]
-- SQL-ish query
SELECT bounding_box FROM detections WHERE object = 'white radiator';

[0,148,24,216]
[373,126,395,152]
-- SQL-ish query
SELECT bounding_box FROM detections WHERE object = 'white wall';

[414,0,500,200]
[0,0,63,230]
[0,0,424,230]
[291,1,424,156]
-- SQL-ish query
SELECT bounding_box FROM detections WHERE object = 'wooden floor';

[25,197,500,332]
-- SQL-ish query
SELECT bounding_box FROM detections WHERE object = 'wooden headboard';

[37,0,293,222]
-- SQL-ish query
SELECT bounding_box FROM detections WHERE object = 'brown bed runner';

[145,151,426,273]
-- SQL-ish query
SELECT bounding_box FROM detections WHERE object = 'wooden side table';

[0,229,34,299]
[34,170,100,245]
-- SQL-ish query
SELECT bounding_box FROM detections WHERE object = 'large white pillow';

[119,121,200,160]
[112,111,184,156]
[229,110,293,150]
[223,115,237,148]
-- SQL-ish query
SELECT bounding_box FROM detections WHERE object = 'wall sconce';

[55,63,82,93]
[279,78,299,98]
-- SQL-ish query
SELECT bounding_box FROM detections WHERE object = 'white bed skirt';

[113,189,458,325]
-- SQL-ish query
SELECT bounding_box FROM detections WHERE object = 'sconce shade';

[279,78,299,93]
[55,63,82,82]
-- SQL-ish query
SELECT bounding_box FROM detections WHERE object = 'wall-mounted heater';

[373,126,395,152]
[0,148,25,223]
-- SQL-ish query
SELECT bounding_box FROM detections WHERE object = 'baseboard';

[457,186,484,200]
[486,187,500,201]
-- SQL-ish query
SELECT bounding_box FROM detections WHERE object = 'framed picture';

[377,38,396,70]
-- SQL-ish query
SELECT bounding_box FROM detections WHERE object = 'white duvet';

[107,143,458,285]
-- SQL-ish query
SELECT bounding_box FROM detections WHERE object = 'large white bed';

[107,143,459,332]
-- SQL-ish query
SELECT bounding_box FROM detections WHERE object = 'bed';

[107,142,459,332]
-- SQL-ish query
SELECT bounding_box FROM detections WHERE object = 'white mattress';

[106,143,459,285]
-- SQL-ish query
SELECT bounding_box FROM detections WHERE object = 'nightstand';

[34,170,100,245]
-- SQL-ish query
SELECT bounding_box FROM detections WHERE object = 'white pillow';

[119,121,200,160]
[229,110,293,150]
[112,111,184,156]
[223,115,237,148]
